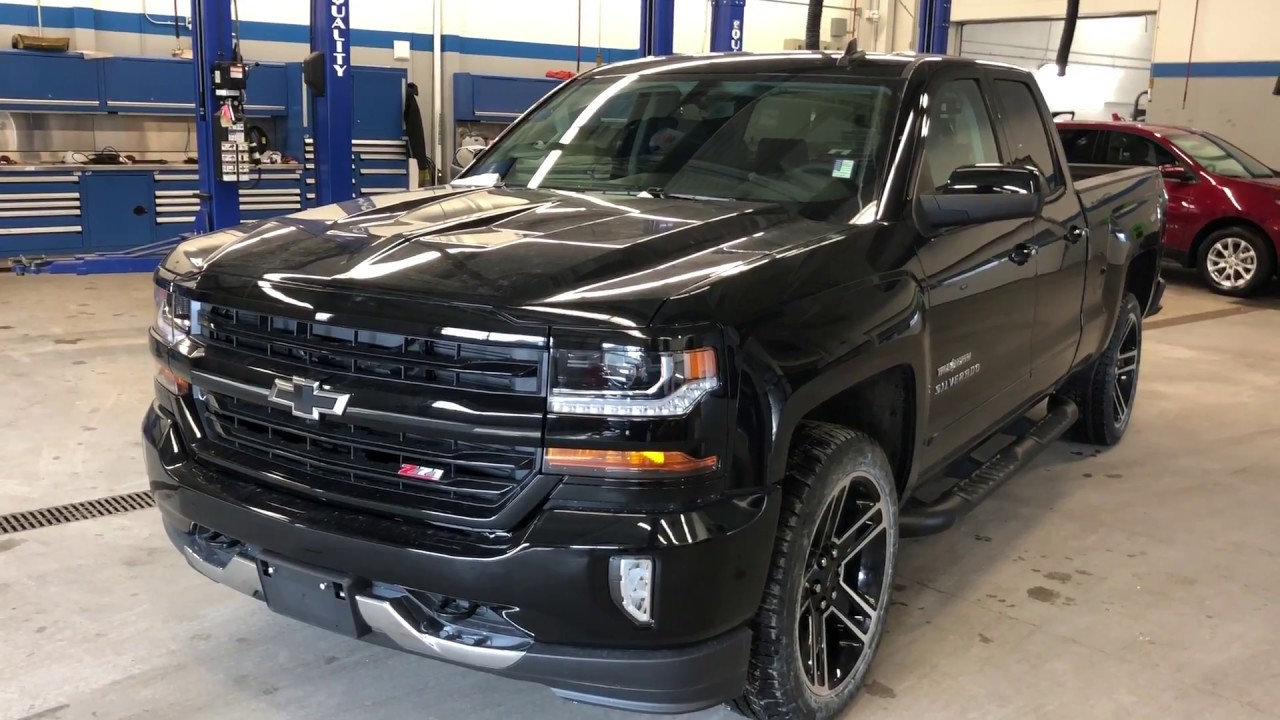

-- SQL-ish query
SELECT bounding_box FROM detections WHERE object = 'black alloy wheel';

[1068,293,1143,446]
[796,471,890,696]
[731,424,899,720]
[1111,312,1141,430]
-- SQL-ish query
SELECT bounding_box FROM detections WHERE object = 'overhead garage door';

[957,14,1155,121]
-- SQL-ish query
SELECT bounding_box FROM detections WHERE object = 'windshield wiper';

[642,187,737,202]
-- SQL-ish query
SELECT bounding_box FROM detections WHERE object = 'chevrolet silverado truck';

[145,52,1165,719]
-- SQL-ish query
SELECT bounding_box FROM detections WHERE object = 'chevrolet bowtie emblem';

[268,378,351,420]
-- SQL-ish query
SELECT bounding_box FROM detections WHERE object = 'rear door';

[989,72,1090,385]
[912,69,1038,470]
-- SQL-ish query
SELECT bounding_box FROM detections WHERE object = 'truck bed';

[1069,163,1150,185]
[1070,165,1163,223]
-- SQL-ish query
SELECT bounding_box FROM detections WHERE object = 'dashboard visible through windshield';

[458,73,902,221]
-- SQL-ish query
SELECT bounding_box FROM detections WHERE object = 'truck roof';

[592,50,1029,79]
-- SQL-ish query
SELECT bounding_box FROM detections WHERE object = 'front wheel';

[731,423,899,720]
[1197,227,1275,297]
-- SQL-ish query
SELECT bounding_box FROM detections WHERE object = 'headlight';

[152,285,196,395]
[548,335,719,417]
[152,285,193,346]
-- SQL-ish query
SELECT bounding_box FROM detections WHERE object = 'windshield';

[458,73,902,221]
[1168,132,1275,179]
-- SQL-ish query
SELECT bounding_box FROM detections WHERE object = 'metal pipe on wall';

[432,0,444,179]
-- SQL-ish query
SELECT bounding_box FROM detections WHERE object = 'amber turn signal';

[544,448,718,475]
[155,363,191,395]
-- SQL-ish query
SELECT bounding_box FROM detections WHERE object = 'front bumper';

[145,401,777,713]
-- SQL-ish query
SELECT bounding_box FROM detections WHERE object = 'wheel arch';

[766,352,925,500]
[1125,247,1161,316]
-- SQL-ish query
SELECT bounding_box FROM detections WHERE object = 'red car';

[1058,121,1280,296]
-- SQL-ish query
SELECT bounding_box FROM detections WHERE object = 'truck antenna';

[837,38,866,67]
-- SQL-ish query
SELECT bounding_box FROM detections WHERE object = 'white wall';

[443,0,639,53]
[954,0,1280,65]
[6,0,929,58]
[950,0,1158,23]
[672,0,914,56]
[1150,0,1279,64]
[958,15,1155,120]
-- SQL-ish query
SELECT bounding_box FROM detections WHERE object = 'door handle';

[1010,243,1039,265]
[1067,226,1088,244]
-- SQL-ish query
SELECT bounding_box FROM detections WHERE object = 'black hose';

[172,0,181,44]
[1056,0,1080,76]
[804,0,824,50]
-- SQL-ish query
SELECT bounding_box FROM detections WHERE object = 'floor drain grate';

[0,490,156,535]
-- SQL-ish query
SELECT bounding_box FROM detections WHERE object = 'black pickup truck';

[144,52,1165,719]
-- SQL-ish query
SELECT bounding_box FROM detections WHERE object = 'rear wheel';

[1197,227,1275,297]
[1069,293,1142,446]
[731,423,898,720]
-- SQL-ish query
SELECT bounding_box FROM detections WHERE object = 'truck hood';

[179,185,819,326]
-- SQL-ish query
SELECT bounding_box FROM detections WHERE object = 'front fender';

[730,271,929,487]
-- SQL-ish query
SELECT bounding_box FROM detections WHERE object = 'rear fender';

[1091,183,1165,350]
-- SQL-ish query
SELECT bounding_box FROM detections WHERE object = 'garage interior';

[3,1,1280,720]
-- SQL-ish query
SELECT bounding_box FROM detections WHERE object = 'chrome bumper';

[180,543,524,671]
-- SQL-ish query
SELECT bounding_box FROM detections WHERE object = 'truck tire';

[1197,226,1275,297]
[1069,293,1142,446]
[731,423,899,720]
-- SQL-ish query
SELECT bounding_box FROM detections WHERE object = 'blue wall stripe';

[441,36,641,63]
[1151,61,1280,79]
[0,2,639,61]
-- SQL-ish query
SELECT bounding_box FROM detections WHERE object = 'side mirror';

[916,164,1045,232]
[1160,164,1194,182]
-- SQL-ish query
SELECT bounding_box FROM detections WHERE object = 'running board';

[900,397,1079,538]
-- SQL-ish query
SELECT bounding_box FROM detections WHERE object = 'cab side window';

[992,80,1064,191]
[1104,132,1176,167]
[916,79,1001,194]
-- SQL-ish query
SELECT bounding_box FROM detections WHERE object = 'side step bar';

[900,397,1079,538]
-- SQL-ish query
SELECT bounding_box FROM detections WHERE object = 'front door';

[990,74,1089,383]
[912,73,1038,472]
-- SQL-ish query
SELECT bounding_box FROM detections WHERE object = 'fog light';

[610,556,654,626]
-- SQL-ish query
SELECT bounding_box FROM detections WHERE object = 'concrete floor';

[2,270,1279,720]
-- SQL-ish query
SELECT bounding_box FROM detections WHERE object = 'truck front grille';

[189,304,549,524]
[202,306,544,395]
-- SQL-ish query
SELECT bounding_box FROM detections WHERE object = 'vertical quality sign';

[331,0,349,77]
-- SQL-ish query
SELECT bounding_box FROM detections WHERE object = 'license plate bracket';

[257,552,370,638]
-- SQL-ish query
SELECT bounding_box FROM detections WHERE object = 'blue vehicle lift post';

[639,0,675,56]
[917,0,952,54]
[309,0,356,205]
[709,0,746,52]
[192,0,241,234]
